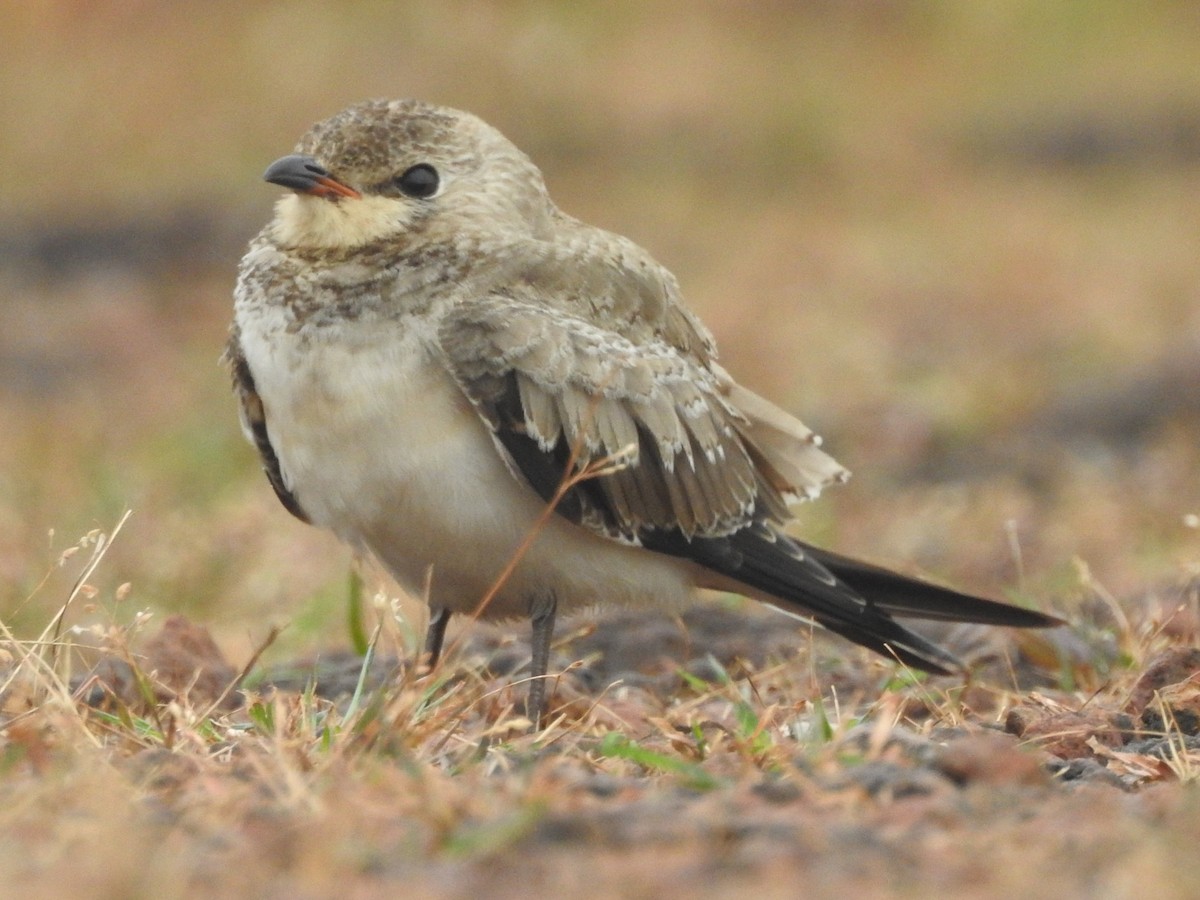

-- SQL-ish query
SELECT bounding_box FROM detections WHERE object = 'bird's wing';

[438,294,846,545]
[224,331,311,524]
[439,293,1060,672]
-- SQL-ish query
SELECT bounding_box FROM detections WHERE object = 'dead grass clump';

[5,512,1200,895]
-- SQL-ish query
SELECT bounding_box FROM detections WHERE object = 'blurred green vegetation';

[3,1,1200,651]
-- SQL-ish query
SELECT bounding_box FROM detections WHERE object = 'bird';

[227,98,1061,726]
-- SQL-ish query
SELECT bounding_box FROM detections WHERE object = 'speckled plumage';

[228,99,1060,724]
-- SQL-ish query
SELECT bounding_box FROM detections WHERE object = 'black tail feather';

[645,524,1060,674]
[803,545,1063,628]
[812,616,958,675]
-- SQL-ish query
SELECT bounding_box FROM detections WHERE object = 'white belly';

[238,315,694,619]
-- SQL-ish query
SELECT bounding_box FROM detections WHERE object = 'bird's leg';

[525,592,558,728]
[423,607,452,670]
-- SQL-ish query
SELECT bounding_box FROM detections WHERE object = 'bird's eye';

[394,163,440,199]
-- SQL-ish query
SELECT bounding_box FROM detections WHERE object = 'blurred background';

[3,1,1200,660]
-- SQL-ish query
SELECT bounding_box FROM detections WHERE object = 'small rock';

[1125,647,1200,715]
[933,733,1048,786]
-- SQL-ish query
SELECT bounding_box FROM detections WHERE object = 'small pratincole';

[227,99,1062,724]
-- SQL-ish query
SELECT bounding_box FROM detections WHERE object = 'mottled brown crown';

[298,100,463,185]
[292,99,545,202]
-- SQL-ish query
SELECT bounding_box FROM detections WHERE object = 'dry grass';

[2,533,1199,898]
[5,2,1200,896]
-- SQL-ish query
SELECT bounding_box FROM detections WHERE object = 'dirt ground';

[5,3,1200,897]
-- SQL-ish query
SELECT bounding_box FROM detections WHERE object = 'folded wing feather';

[438,296,846,544]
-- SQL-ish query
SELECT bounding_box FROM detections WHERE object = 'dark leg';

[424,607,452,669]
[526,593,558,728]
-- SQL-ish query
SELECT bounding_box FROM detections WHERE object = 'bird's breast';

[238,311,471,526]
[235,298,696,619]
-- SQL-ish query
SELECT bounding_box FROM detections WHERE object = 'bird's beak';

[263,154,362,200]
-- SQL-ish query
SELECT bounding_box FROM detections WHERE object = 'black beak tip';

[263,154,328,191]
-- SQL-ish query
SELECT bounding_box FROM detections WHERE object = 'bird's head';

[263,99,553,252]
